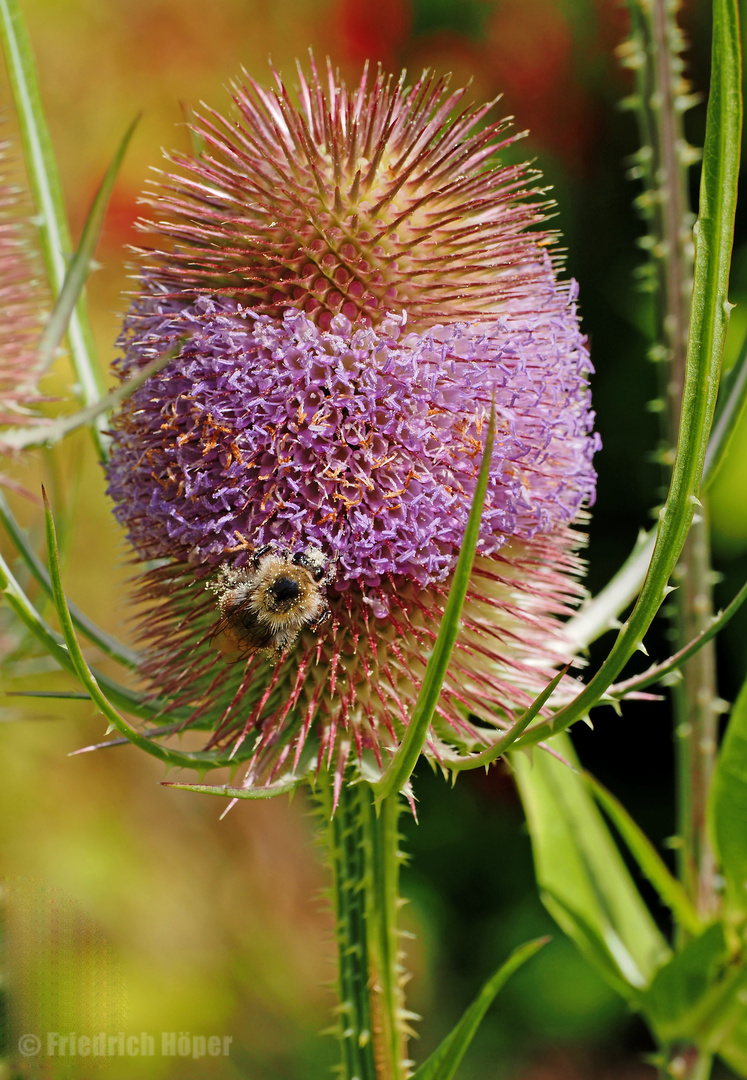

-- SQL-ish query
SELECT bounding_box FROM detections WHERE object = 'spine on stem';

[317,778,411,1080]
[620,0,720,924]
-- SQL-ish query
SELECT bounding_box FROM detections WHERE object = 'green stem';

[621,0,695,396]
[660,1046,713,1080]
[365,792,409,1077]
[673,514,720,922]
[319,779,409,1080]
[644,0,720,926]
[691,1053,714,1080]
[621,0,731,927]
[639,0,720,926]
[649,0,694,412]
[332,787,377,1080]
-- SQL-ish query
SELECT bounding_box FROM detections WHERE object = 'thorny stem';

[672,515,720,922]
[623,0,719,930]
[363,791,410,1079]
[648,0,692,404]
[319,779,409,1080]
[649,0,720,925]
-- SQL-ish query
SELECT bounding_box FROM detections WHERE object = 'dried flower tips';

[212,544,336,660]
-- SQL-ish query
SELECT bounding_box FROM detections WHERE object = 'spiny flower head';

[106,62,599,795]
[140,61,556,329]
[0,142,45,430]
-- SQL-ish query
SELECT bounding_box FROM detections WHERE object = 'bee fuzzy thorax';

[212,545,335,659]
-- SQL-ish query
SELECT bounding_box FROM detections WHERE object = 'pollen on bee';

[209,543,337,660]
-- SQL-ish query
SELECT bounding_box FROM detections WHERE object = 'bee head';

[265,572,303,612]
[249,552,329,635]
[211,542,335,660]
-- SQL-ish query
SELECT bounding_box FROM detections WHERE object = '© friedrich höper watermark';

[18,1032,234,1059]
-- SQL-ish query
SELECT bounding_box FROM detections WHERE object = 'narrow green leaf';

[512,0,742,750]
[703,325,747,489]
[583,771,701,936]
[39,493,243,772]
[610,577,747,698]
[7,690,91,700]
[68,723,182,755]
[0,545,72,669]
[0,341,182,451]
[0,488,138,667]
[709,674,747,919]
[564,528,656,652]
[411,938,548,1080]
[719,1004,747,1077]
[35,115,139,376]
[540,892,642,995]
[0,544,198,728]
[371,406,495,803]
[638,923,747,1050]
[162,779,304,800]
[513,733,670,1000]
[441,666,568,773]
[0,0,104,451]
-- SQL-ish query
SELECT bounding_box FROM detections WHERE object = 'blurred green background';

[0,0,745,1076]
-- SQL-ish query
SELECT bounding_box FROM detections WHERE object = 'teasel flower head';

[0,142,45,433]
[106,61,600,797]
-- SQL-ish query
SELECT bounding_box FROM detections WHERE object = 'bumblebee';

[211,544,336,660]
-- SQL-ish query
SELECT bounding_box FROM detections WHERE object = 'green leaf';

[709,674,747,920]
[7,690,91,700]
[0,0,105,452]
[583,771,701,937]
[162,779,304,801]
[0,488,138,667]
[0,340,182,451]
[703,325,747,489]
[0,545,74,671]
[510,0,742,751]
[609,577,747,699]
[562,456,747,663]
[440,666,569,773]
[513,733,670,1000]
[564,528,656,652]
[410,937,548,1080]
[0,542,197,727]
[68,723,183,755]
[638,923,747,1050]
[38,492,245,772]
[34,115,139,381]
[719,1001,747,1077]
[371,406,495,803]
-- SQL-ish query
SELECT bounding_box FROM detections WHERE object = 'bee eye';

[270,576,301,604]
